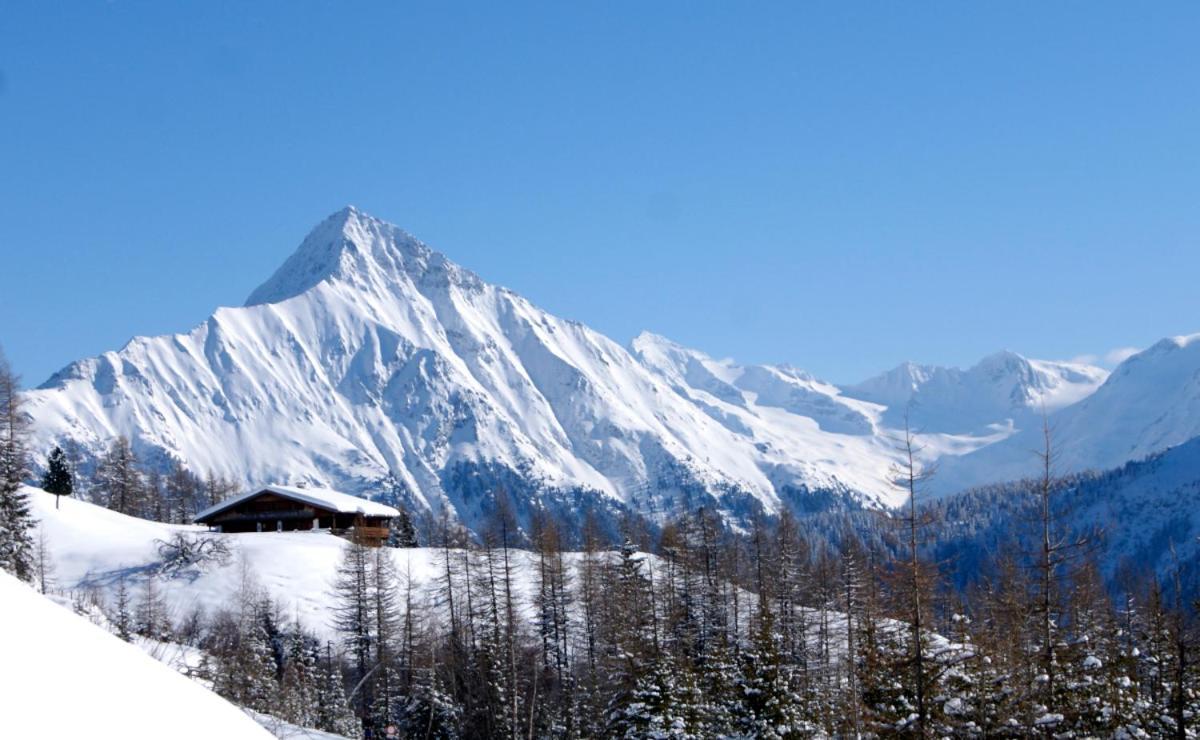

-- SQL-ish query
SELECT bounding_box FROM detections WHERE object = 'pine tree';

[165,459,201,523]
[366,546,404,737]
[203,470,238,508]
[111,576,134,641]
[96,436,145,516]
[277,627,320,728]
[737,609,802,739]
[331,534,375,716]
[884,414,943,737]
[609,653,696,739]
[41,446,73,510]
[316,642,361,737]
[136,574,171,640]
[400,664,461,739]
[388,506,419,548]
[0,348,35,582]
[33,524,55,594]
[241,608,279,713]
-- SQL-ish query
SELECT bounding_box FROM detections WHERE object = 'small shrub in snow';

[154,532,232,576]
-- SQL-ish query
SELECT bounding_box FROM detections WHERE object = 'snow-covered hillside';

[934,334,1200,494]
[32,486,435,641]
[26,206,1184,522]
[30,486,620,643]
[0,568,273,739]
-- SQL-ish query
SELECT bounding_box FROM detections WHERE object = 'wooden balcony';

[331,526,390,545]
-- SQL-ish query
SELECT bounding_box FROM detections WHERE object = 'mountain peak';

[245,207,430,306]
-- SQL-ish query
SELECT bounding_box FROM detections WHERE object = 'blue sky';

[1,2,1197,386]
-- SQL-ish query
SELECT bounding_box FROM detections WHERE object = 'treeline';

[40,436,240,523]
[181,433,1200,738]
[113,500,1196,738]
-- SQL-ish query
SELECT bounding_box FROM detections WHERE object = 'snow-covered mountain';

[27,207,916,528]
[935,334,1200,494]
[842,352,1108,435]
[25,206,1189,529]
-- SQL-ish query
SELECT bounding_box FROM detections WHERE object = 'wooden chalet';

[193,484,399,546]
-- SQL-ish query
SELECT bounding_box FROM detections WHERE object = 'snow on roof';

[194,483,399,522]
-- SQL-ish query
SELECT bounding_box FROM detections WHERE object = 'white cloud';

[1104,346,1141,366]
[1068,353,1099,366]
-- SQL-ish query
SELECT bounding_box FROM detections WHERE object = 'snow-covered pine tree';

[609,652,702,739]
[399,665,461,740]
[601,535,668,734]
[41,446,73,510]
[737,609,803,740]
[388,506,419,548]
[241,612,278,712]
[316,642,361,738]
[276,625,320,728]
[0,348,34,582]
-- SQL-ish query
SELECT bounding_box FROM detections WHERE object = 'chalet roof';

[193,484,400,523]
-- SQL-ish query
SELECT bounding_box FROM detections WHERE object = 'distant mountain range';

[23,207,1200,531]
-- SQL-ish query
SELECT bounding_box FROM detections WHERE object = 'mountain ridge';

[24,207,1190,532]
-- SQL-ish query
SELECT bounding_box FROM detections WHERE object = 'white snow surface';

[31,487,585,642]
[31,488,429,641]
[21,206,1146,513]
[194,484,399,521]
[934,334,1200,494]
[0,568,273,739]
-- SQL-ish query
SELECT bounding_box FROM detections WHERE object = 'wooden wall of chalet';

[200,491,392,545]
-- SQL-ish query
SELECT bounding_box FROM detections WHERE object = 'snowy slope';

[0,567,273,739]
[31,486,428,640]
[30,486,609,642]
[630,332,916,505]
[31,488,958,666]
[934,335,1200,494]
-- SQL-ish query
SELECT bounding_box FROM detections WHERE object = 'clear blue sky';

[2,2,1198,386]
